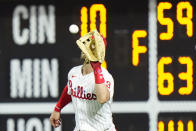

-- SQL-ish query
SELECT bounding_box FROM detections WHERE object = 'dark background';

[0,0,149,131]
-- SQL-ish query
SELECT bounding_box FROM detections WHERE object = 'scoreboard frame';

[0,0,196,131]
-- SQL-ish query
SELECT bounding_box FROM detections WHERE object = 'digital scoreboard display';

[157,0,196,100]
[157,0,196,131]
[0,0,196,131]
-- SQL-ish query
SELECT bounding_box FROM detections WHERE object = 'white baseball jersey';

[67,65,115,131]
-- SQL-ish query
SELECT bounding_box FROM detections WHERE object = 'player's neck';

[82,63,93,75]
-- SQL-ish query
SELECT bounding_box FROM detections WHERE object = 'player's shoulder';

[69,65,82,72]
[68,65,82,76]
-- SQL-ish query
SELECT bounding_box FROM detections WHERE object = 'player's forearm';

[95,83,110,104]
[90,62,110,104]
[54,85,72,112]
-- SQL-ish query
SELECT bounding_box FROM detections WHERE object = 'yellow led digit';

[178,57,193,95]
[80,7,88,36]
[159,120,194,131]
[178,120,194,131]
[188,120,194,131]
[178,120,184,131]
[177,2,193,37]
[168,120,174,131]
[90,4,107,37]
[80,4,107,37]
[132,30,147,66]
[157,2,174,40]
[158,121,164,131]
[158,57,174,95]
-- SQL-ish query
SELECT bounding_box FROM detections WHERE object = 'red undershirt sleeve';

[54,85,72,112]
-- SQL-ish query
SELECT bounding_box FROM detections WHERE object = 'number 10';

[80,4,106,37]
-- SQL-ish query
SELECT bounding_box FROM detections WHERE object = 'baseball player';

[50,30,116,131]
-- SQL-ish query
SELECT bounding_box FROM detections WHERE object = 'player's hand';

[49,111,62,128]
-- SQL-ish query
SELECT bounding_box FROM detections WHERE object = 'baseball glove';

[76,30,106,63]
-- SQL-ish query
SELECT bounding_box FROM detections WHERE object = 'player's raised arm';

[76,29,109,104]
[90,62,110,104]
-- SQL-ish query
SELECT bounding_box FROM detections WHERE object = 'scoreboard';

[157,0,196,100]
[0,0,196,131]
[157,0,196,131]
